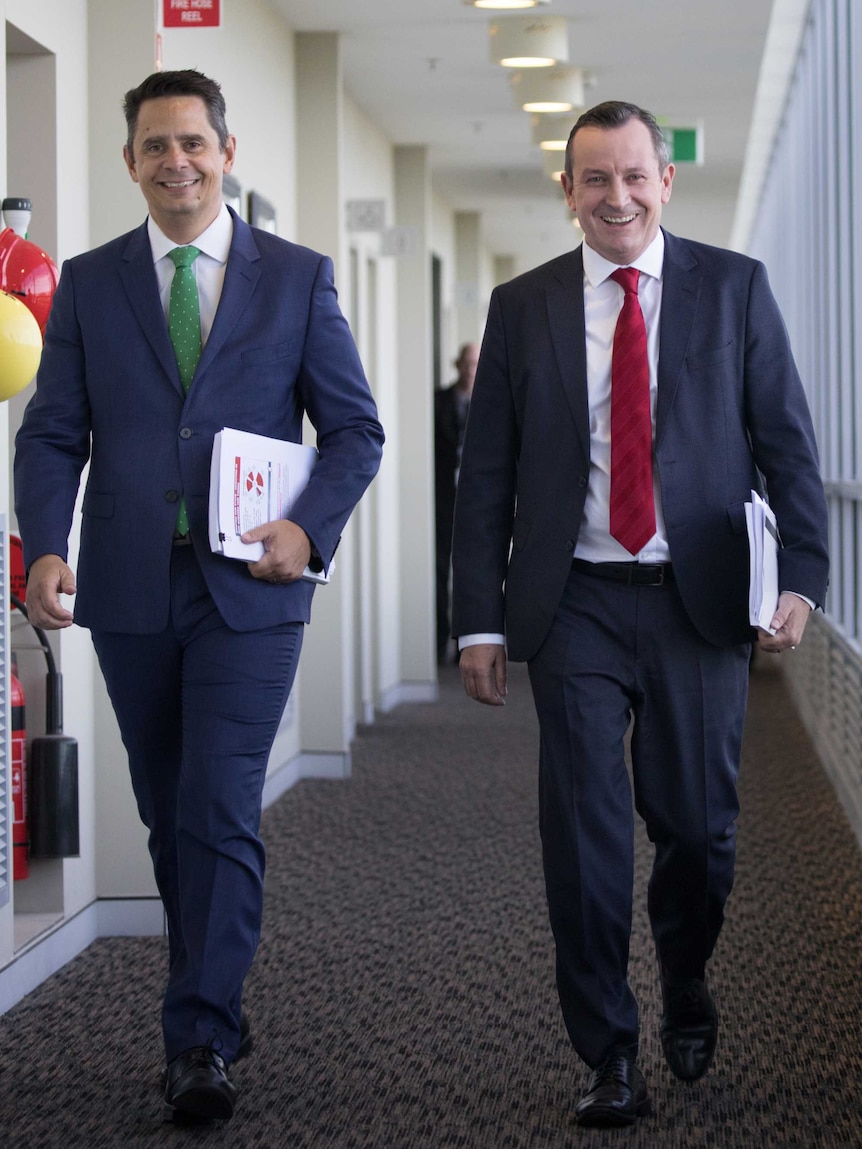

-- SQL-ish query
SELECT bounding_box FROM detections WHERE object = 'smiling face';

[561,119,674,265]
[123,95,236,244]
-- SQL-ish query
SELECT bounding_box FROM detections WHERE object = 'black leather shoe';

[163,1046,237,1120]
[160,1009,252,1089]
[660,971,718,1081]
[575,1053,651,1127]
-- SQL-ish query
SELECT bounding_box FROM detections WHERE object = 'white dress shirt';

[148,202,233,344]
[577,232,670,564]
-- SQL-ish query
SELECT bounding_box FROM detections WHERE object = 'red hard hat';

[0,227,59,336]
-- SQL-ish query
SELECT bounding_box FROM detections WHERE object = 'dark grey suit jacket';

[451,230,829,661]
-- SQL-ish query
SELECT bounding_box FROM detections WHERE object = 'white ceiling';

[270,0,775,269]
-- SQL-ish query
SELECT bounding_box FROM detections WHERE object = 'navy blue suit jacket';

[451,230,829,661]
[15,209,384,633]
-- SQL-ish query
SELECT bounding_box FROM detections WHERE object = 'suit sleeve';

[287,255,384,569]
[450,288,519,638]
[14,262,92,570]
[742,262,829,607]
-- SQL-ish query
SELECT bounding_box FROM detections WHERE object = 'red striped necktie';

[609,266,655,554]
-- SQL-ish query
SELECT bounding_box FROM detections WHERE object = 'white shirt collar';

[582,228,665,289]
[147,202,233,265]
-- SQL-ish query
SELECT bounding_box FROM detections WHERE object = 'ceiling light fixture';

[541,150,566,182]
[531,112,580,151]
[489,15,568,68]
[512,66,585,112]
[466,0,550,8]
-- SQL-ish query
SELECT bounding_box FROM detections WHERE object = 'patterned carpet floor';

[1,657,861,1147]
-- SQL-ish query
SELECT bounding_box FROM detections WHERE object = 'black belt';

[173,533,193,547]
[571,558,673,586]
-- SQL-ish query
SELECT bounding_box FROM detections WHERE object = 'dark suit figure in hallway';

[14,70,383,1123]
[435,342,478,663]
[451,101,828,1127]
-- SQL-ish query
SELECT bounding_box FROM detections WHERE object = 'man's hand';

[243,520,312,584]
[756,592,812,654]
[25,554,77,630]
[460,642,507,706]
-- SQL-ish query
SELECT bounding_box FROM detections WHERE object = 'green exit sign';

[661,125,704,165]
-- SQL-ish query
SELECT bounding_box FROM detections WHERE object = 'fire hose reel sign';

[163,0,221,28]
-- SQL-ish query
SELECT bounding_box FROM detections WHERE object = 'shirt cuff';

[458,633,505,650]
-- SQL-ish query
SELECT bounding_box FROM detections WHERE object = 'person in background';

[435,342,479,664]
[451,100,828,1128]
[14,69,383,1125]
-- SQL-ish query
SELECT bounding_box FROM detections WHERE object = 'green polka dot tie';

[167,245,202,536]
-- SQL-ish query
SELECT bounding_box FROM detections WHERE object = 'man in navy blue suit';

[14,70,383,1123]
[452,102,828,1127]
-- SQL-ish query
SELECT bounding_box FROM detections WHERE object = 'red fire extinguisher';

[10,589,80,864]
[11,659,29,880]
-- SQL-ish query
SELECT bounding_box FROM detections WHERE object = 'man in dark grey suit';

[451,101,828,1127]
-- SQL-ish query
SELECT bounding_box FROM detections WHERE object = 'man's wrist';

[784,591,815,611]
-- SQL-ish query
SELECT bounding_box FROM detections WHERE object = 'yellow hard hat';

[0,289,42,400]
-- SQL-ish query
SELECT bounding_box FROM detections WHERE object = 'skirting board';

[0,897,165,1016]
[262,750,351,806]
[378,681,438,712]
[0,750,352,1016]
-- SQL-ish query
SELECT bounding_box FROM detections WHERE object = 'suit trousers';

[527,565,750,1067]
[91,543,303,1063]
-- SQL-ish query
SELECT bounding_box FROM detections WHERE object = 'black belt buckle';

[634,563,667,586]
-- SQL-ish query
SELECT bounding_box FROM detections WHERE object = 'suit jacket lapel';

[546,247,590,460]
[118,212,262,398]
[656,230,701,446]
[119,222,182,394]
[194,212,261,384]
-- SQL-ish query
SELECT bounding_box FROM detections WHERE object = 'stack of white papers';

[208,426,331,584]
[745,489,779,633]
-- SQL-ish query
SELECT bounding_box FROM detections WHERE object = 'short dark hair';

[123,69,229,156]
[565,101,669,181]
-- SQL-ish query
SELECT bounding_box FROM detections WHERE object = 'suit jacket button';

[578,476,587,488]
[179,427,192,440]
[165,489,179,503]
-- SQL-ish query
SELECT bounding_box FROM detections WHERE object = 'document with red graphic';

[208,427,331,584]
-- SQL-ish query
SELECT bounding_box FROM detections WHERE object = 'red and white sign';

[163,0,221,28]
